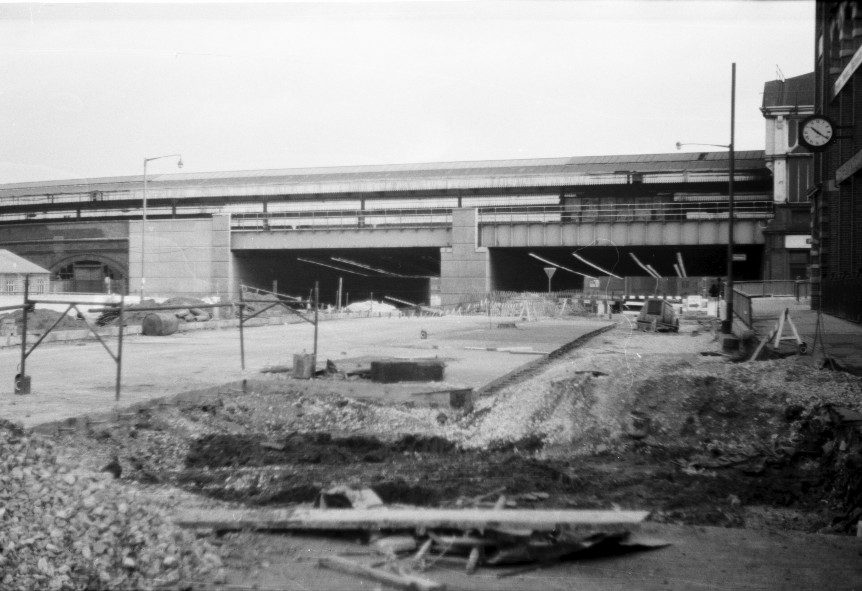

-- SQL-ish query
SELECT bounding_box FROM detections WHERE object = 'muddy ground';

[56,317,862,539]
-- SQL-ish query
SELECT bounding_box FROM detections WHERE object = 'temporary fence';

[734,280,811,299]
[732,289,753,328]
[11,277,322,401]
[731,280,814,328]
[584,276,713,300]
[238,284,319,370]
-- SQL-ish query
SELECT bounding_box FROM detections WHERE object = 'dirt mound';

[240,292,304,318]
[0,308,87,332]
[99,297,218,326]
[52,322,862,534]
[185,432,455,469]
[344,300,397,314]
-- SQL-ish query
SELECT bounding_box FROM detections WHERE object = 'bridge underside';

[232,247,440,306]
[230,243,762,307]
[489,245,763,292]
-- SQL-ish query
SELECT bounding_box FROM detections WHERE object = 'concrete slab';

[0,316,612,429]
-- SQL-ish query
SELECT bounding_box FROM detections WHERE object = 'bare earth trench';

[2,313,862,590]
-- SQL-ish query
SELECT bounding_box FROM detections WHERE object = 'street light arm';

[676,141,731,150]
[144,153,184,166]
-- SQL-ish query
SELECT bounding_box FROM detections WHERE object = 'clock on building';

[798,114,837,151]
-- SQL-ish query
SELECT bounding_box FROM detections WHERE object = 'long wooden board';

[319,556,445,591]
[174,507,650,532]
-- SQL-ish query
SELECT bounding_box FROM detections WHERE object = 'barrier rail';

[731,280,814,328]
[478,202,774,224]
[230,201,774,231]
[732,289,753,328]
[232,208,453,231]
[734,280,810,298]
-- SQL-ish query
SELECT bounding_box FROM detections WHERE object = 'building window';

[788,118,799,148]
[788,251,809,280]
[787,156,814,203]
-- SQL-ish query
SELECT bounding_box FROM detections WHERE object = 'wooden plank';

[174,507,650,532]
[319,556,445,591]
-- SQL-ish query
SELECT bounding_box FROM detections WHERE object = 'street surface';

[0,315,610,428]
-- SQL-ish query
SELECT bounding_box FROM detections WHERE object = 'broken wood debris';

[175,485,659,581]
[174,507,650,533]
[495,531,671,578]
[319,555,445,591]
[827,405,862,427]
[315,485,385,510]
[373,535,419,557]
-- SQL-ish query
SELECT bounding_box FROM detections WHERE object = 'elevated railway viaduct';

[0,151,773,305]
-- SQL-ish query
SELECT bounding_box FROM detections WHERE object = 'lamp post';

[141,154,183,300]
[677,63,735,334]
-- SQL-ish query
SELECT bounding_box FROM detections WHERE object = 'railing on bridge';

[479,202,774,225]
[229,201,774,231]
[231,208,453,231]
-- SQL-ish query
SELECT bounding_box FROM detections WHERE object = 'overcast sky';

[0,1,814,184]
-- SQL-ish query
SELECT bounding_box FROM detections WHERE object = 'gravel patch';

[0,422,226,590]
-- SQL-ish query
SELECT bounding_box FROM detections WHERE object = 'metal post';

[338,277,343,311]
[724,63,736,334]
[273,279,277,294]
[18,275,29,393]
[115,295,125,401]
[239,289,246,370]
[313,281,319,365]
[142,158,148,300]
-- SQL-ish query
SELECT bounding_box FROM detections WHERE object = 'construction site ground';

[2,312,862,590]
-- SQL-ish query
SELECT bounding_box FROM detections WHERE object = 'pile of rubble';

[0,421,224,590]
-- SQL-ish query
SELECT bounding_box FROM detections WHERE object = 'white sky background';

[0,1,814,183]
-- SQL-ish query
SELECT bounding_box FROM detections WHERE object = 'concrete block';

[449,388,474,411]
[293,354,316,379]
[370,359,445,383]
[720,334,741,353]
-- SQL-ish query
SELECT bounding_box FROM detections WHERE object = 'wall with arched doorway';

[51,254,128,294]
[0,220,130,294]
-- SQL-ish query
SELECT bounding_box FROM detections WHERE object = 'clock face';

[800,116,835,149]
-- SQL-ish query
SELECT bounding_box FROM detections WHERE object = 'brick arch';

[49,254,128,279]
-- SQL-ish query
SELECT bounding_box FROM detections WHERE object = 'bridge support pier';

[439,208,490,306]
